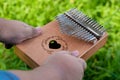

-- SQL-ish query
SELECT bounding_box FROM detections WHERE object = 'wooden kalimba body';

[14,21,108,68]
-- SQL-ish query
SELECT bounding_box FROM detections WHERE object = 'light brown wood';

[14,20,108,68]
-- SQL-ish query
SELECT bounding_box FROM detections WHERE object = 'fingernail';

[35,27,42,34]
[71,50,79,57]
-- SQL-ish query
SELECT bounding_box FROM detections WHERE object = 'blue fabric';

[0,70,20,80]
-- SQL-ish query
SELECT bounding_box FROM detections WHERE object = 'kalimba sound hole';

[49,40,61,49]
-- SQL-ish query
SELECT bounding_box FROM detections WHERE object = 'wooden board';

[14,20,108,68]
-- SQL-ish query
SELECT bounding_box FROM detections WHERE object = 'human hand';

[0,18,41,49]
[32,51,86,80]
[10,51,86,80]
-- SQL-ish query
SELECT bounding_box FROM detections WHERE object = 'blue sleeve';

[0,70,20,80]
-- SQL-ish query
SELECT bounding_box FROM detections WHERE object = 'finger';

[55,51,86,69]
[32,27,42,37]
[35,27,42,34]
[16,27,42,44]
[71,50,79,57]
[78,58,87,70]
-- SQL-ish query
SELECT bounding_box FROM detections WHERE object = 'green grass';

[0,0,120,80]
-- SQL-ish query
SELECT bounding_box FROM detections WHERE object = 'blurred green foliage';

[0,0,120,80]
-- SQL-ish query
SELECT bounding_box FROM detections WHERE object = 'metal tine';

[87,34,96,41]
[76,14,86,22]
[95,24,102,30]
[87,19,96,25]
[68,17,79,29]
[89,35,97,41]
[91,21,99,28]
[93,24,102,31]
[74,27,85,37]
[80,30,96,42]
[77,33,88,41]
[70,27,84,37]
[63,17,78,35]
[75,25,97,42]
[68,10,76,16]
[70,23,81,34]
[66,10,100,38]
[76,28,91,40]
[70,9,84,19]
[78,27,88,37]
[75,9,103,28]
[74,21,82,29]
[83,34,95,42]
[77,12,86,20]
[77,13,104,33]
[98,27,105,33]
[97,25,103,30]
[90,22,99,29]
[56,8,106,43]
[70,23,84,35]
[86,34,94,41]
[58,16,70,32]
[88,19,95,25]
[86,18,93,23]
[77,15,86,23]
[88,37,97,43]
[73,13,86,23]
[77,16,85,22]
[84,33,95,42]
[78,12,90,21]
[79,12,86,19]
[75,10,82,18]
[89,24,100,31]
[94,24,103,32]
[83,34,93,41]
[68,9,77,16]
[74,30,85,39]
[87,20,92,25]
[91,24,104,34]
[85,16,92,22]
[82,17,104,34]
[78,14,96,30]
[83,31,93,38]
[81,15,89,22]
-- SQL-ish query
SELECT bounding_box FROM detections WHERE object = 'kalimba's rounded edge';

[14,46,39,68]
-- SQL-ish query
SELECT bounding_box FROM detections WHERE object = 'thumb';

[31,27,42,38]
[20,27,42,42]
